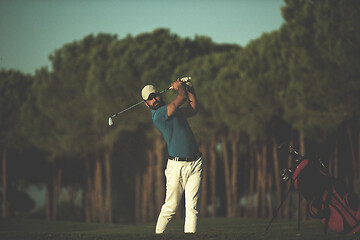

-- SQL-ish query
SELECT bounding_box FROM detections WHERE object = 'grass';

[0,217,358,240]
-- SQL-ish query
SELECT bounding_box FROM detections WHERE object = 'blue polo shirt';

[152,105,199,158]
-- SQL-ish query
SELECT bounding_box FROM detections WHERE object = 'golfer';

[141,78,203,234]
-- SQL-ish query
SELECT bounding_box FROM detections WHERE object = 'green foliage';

[2,6,360,222]
[210,31,289,142]
[281,0,360,141]
[0,70,32,149]
[21,68,63,159]
[17,28,240,160]
[4,5,359,154]
[173,49,241,139]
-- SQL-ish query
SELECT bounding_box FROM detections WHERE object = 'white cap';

[141,85,157,100]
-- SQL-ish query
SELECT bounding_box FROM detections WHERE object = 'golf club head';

[108,117,113,126]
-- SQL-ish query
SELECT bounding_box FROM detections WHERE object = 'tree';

[0,70,32,218]
[173,48,241,217]
[281,0,360,141]
[126,29,239,221]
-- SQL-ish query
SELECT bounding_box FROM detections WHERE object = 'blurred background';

[1,0,360,224]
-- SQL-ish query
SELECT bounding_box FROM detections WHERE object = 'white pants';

[155,156,203,234]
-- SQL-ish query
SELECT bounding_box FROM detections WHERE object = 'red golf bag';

[281,144,360,235]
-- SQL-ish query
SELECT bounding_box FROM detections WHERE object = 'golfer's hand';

[171,80,184,91]
[179,76,193,88]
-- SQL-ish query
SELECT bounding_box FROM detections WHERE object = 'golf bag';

[279,144,360,235]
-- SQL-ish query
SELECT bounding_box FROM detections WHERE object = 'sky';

[0,0,285,75]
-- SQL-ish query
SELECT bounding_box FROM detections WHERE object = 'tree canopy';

[1,0,360,222]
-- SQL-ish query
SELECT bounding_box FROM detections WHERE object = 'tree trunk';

[200,141,208,218]
[142,168,149,223]
[209,135,217,217]
[84,157,93,223]
[246,149,255,217]
[261,143,267,218]
[221,134,232,217]
[299,131,305,156]
[255,148,261,218]
[147,149,155,221]
[334,140,339,178]
[45,161,53,221]
[358,131,360,181]
[155,137,166,212]
[231,131,240,217]
[271,136,281,217]
[2,148,8,218]
[347,125,357,179]
[135,167,141,223]
[298,131,307,220]
[328,152,334,177]
[357,131,360,196]
[267,169,273,218]
[45,182,52,220]
[141,150,156,223]
[94,158,105,223]
[104,145,113,223]
[52,162,62,221]
[241,153,248,217]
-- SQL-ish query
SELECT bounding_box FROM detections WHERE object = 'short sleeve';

[152,105,168,124]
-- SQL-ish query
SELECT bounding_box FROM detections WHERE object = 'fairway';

[0,217,356,240]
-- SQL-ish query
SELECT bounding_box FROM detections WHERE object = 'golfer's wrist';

[185,84,194,94]
[178,84,188,98]
[177,83,186,92]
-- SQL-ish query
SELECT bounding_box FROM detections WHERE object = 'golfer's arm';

[167,85,187,117]
[182,87,198,118]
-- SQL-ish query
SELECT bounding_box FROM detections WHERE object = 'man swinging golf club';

[141,77,203,234]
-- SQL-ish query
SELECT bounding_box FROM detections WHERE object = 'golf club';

[108,77,192,126]
[108,86,172,126]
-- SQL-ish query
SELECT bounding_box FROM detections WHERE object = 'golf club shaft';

[108,77,192,126]
[110,86,172,120]
[110,100,144,118]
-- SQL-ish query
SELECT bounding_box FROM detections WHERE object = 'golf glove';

[179,76,193,88]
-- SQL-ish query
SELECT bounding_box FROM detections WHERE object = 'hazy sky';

[0,0,285,74]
